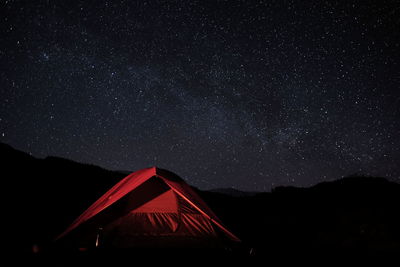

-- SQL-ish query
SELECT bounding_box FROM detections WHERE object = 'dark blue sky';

[1,0,399,190]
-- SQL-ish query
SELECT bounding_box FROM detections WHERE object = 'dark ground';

[1,142,399,265]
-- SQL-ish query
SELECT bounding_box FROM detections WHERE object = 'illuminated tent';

[57,167,240,248]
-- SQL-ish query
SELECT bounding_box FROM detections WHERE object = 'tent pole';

[95,227,103,248]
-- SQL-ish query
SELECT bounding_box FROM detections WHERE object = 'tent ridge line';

[156,174,240,242]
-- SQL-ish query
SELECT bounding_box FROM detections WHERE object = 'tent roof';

[57,167,240,242]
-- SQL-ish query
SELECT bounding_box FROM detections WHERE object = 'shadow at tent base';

[27,246,255,266]
[21,244,399,267]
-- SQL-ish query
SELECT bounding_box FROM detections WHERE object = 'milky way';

[1,0,399,190]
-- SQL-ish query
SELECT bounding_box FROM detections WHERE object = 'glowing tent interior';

[57,167,240,248]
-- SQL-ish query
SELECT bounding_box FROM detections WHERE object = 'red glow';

[57,167,240,244]
[32,244,40,254]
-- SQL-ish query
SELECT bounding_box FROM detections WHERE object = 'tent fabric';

[57,167,240,245]
[159,176,240,241]
[131,189,178,213]
[103,212,217,237]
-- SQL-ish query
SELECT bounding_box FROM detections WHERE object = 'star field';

[1,0,399,191]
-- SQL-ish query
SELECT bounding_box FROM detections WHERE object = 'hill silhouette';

[1,142,399,261]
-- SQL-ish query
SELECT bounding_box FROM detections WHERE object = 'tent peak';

[143,167,185,183]
[57,166,240,243]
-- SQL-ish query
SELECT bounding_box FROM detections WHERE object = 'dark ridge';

[208,188,258,197]
[1,142,400,262]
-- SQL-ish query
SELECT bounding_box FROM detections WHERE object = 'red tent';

[57,167,240,248]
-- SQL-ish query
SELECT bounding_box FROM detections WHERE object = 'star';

[0,0,399,191]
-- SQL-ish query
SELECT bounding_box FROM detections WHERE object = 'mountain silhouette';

[1,142,399,261]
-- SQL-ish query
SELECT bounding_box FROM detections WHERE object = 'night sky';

[1,0,399,191]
